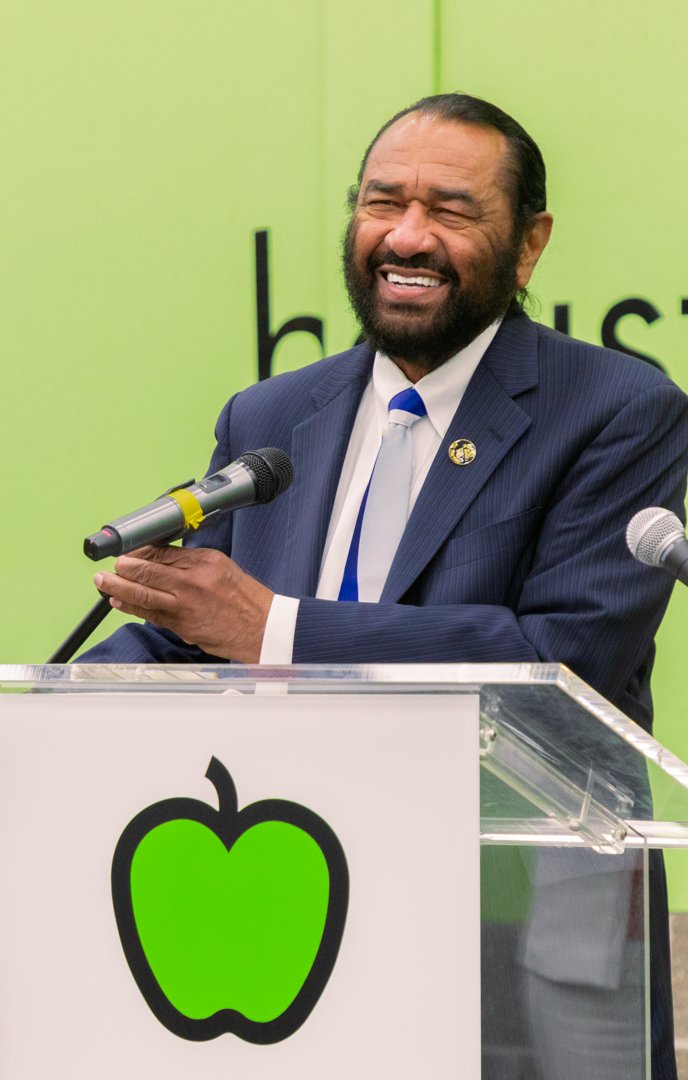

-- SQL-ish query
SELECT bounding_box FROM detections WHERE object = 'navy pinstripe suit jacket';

[82,313,688,733]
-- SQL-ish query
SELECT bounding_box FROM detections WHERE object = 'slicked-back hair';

[349,92,547,241]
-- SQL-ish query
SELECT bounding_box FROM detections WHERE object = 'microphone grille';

[239,447,294,503]
[626,507,684,566]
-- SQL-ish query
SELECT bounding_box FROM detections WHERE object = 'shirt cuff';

[259,594,300,664]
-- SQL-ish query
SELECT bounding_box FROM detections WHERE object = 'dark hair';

[349,92,547,239]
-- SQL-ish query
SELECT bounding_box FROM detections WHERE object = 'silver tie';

[356,386,427,602]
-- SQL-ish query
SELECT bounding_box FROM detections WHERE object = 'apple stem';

[205,756,238,814]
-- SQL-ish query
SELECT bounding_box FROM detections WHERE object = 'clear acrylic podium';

[2,661,688,1080]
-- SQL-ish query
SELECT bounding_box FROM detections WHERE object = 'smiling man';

[85,94,684,694]
[82,93,688,1078]
[342,109,550,379]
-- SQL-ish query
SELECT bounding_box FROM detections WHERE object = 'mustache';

[367,249,459,283]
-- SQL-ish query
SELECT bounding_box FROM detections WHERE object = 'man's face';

[343,112,549,376]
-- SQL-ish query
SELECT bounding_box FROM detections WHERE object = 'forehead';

[361,112,510,199]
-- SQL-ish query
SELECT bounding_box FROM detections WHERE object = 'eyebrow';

[429,186,479,208]
[362,180,479,208]
[361,181,405,197]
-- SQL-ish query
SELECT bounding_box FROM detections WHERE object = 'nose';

[385,203,437,259]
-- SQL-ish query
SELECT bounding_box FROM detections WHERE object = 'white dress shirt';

[259,320,501,663]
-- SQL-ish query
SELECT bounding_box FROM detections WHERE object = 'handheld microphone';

[83,447,293,562]
[626,507,688,586]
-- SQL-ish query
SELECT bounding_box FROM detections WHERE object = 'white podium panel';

[0,691,479,1080]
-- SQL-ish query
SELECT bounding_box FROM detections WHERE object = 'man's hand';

[93,545,274,663]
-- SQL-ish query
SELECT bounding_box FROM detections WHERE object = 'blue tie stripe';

[338,479,372,601]
[388,387,427,417]
[337,385,426,602]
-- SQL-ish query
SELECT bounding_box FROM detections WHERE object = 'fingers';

[94,546,191,597]
[94,560,177,615]
[129,544,191,566]
[92,545,218,619]
[104,592,188,643]
[107,597,172,626]
[115,554,183,593]
[91,543,272,662]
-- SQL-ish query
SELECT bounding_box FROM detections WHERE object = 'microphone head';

[626,507,685,567]
[239,447,294,503]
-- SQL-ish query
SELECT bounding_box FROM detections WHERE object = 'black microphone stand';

[46,594,113,663]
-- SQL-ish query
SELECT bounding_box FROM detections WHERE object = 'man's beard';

[342,219,522,370]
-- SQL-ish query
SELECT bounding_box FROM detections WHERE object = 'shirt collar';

[372,319,502,439]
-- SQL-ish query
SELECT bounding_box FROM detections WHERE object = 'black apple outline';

[111,756,349,1043]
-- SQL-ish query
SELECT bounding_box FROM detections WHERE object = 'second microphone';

[83,447,294,562]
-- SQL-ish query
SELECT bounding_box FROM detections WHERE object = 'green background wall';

[3,3,688,896]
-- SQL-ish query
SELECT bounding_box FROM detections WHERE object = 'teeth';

[386,272,440,288]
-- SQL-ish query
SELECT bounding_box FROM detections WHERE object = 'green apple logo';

[111,757,349,1043]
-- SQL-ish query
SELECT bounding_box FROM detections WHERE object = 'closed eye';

[365,198,403,215]
[432,206,475,225]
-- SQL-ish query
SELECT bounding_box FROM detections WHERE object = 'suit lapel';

[282,344,375,596]
[381,316,539,602]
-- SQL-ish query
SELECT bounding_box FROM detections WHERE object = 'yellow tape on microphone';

[167,488,205,530]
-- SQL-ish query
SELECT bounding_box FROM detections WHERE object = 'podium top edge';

[4,662,688,805]
[0,660,569,688]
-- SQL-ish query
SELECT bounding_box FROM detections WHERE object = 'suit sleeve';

[292,381,688,726]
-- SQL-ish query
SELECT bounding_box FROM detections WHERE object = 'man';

[83,94,688,1077]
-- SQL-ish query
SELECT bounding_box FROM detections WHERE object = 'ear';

[515,212,553,289]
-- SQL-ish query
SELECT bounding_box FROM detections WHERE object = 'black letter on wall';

[601,298,665,372]
[553,304,571,335]
[255,230,324,381]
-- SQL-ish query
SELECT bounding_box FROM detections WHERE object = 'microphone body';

[84,448,293,562]
[663,541,688,585]
[626,507,688,586]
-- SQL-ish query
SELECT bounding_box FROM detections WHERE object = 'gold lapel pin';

[448,439,477,466]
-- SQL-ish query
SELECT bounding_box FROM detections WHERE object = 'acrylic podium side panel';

[0,690,479,1080]
[480,830,649,1079]
[477,676,659,1080]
